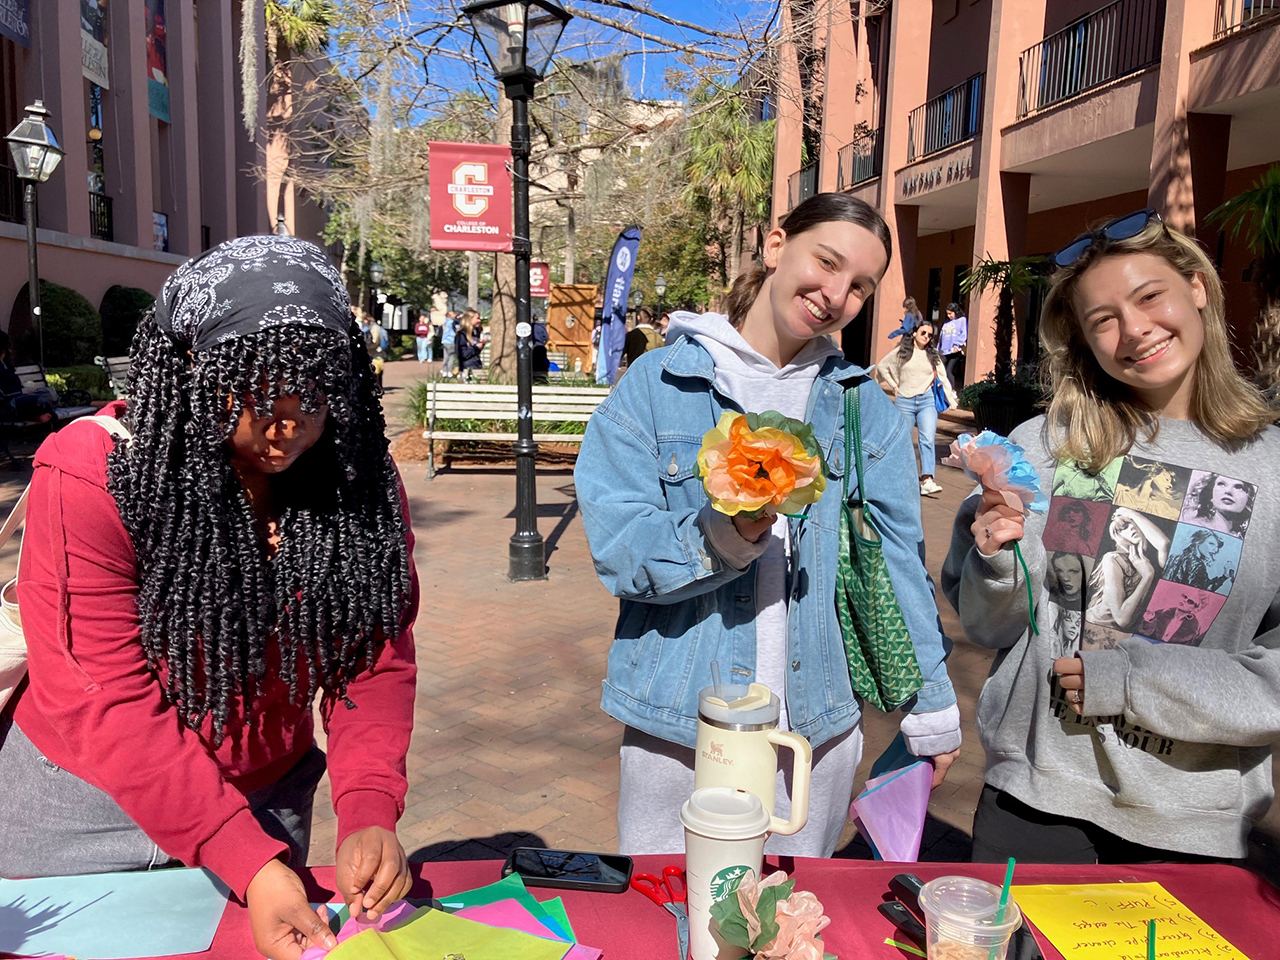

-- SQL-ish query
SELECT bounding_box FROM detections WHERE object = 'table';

[181,856,1279,959]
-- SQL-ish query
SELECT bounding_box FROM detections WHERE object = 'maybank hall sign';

[428,142,514,253]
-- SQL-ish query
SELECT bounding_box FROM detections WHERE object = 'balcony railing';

[89,191,113,242]
[0,164,20,225]
[1216,0,1280,37]
[787,163,819,212]
[1017,0,1166,119]
[837,127,883,190]
[907,74,984,164]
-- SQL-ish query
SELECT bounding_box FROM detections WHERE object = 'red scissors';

[631,866,689,960]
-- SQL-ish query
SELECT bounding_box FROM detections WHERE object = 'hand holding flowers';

[696,412,827,545]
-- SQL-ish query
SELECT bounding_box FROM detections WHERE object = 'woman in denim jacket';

[576,195,962,857]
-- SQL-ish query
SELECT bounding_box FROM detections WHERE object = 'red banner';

[530,261,551,298]
[428,141,513,252]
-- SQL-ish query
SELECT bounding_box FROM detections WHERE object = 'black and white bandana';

[155,235,353,352]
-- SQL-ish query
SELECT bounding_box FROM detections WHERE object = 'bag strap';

[842,383,867,503]
[0,414,133,554]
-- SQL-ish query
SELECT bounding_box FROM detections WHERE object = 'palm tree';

[239,0,334,135]
[960,254,1046,384]
[1208,163,1280,390]
[682,82,775,286]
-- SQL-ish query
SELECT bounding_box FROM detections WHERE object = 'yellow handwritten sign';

[1011,882,1248,960]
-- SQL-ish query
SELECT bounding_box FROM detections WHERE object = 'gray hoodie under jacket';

[942,414,1280,858]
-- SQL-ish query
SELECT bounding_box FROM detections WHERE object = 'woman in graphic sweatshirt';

[943,210,1280,863]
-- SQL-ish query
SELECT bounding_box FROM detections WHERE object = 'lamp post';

[463,0,571,582]
[654,274,666,322]
[369,260,385,322]
[5,101,64,370]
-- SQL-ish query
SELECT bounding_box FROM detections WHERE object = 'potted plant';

[1208,162,1280,394]
[959,254,1048,434]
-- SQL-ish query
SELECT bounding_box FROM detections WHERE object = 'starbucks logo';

[709,865,751,903]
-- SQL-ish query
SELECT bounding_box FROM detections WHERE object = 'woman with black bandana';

[0,237,419,959]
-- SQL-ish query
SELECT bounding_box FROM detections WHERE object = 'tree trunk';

[467,251,479,308]
[488,89,518,384]
[1252,292,1280,394]
[995,287,1015,384]
[565,203,576,284]
[729,204,745,286]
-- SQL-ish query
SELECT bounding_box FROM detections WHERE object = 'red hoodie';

[11,403,419,899]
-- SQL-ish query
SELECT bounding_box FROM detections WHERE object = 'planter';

[973,391,1040,436]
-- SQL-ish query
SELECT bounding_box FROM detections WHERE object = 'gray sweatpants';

[0,716,325,880]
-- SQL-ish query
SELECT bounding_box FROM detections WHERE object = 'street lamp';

[5,100,64,370]
[274,211,290,236]
[369,260,385,327]
[654,274,667,321]
[463,0,571,583]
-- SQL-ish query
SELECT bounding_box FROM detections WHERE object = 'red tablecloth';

[179,856,1279,959]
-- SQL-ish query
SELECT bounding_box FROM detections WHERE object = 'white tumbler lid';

[680,787,771,840]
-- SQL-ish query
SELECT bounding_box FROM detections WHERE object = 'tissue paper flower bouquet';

[711,870,837,960]
[697,412,827,519]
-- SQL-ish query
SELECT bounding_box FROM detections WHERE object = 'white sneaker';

[920,478,943,496]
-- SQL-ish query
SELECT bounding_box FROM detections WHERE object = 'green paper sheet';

[540,897,576,943]
[437,875,572,941]
[327,908,571,960]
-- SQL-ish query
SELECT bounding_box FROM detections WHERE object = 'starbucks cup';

[919,876,1023,960]
[681,787,771,960]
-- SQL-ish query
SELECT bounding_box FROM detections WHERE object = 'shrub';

[99,285,155,356]
[48,364,112,400]
[8,280,103,367]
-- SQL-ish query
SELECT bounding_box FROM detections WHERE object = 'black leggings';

[971,784,1228,865]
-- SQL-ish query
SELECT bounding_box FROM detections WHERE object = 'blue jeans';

[894,391,937,476]
[417,336,433,362]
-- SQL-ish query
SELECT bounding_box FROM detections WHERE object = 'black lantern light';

[6,101,65,371]
[462,0,571,82]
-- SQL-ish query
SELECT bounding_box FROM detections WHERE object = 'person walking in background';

[456,311,484,382]
[0,331,56,425]
[440,310,459,378]
[415,315,434,363]
[877,320,957,497]
[888,296,924,340]
[622,307,663,370]
[940,302,968,389]
[942,210,1280,866]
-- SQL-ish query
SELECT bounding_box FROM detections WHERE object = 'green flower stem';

[1014,541,1038,635]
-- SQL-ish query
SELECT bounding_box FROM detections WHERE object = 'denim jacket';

[575,335,956,749]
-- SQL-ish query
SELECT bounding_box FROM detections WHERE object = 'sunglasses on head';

[1052,207,1162,269]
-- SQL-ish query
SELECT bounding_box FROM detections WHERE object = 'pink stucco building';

[0,0,328,337]
[771,0,1280,382]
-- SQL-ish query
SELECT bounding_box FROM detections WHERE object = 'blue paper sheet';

[0,867,229,958]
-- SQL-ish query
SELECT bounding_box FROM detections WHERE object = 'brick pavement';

[0,358,1275,882]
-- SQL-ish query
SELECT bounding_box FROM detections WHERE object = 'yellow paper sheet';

[326,908,571,960]
[1011,882,1248,960]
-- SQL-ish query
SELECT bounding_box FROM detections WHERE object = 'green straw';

[1148,920,1157,960]
[988,857,1016,960]
[1013,542,1038,635]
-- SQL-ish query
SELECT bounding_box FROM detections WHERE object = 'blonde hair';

[1039,220,1274,472]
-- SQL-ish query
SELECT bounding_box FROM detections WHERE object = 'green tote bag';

[834,384,925,712]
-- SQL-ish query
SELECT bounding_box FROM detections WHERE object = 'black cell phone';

[501,847,633,893]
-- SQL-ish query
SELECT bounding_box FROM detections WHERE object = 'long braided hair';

[106,237,412,743]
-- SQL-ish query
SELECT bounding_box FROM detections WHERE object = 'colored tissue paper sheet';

[456,899,602,960]
[437,874,574,941]
[0,867,229,959]
[850,760,932,862]
[325,907,572,960]
[1011,882,1248,960]
[301,902,419,960]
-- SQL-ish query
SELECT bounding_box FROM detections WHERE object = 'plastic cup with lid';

[918,875,1023,960]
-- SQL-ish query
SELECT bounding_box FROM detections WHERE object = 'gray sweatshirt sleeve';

[1080,587,1280,748]
[941,489,1047,650]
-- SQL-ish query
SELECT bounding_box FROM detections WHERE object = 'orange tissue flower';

[697,412,827,518]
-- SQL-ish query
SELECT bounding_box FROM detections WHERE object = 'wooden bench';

[95,354,132,398]
[14,365,97,421]
[421,381,611,479]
